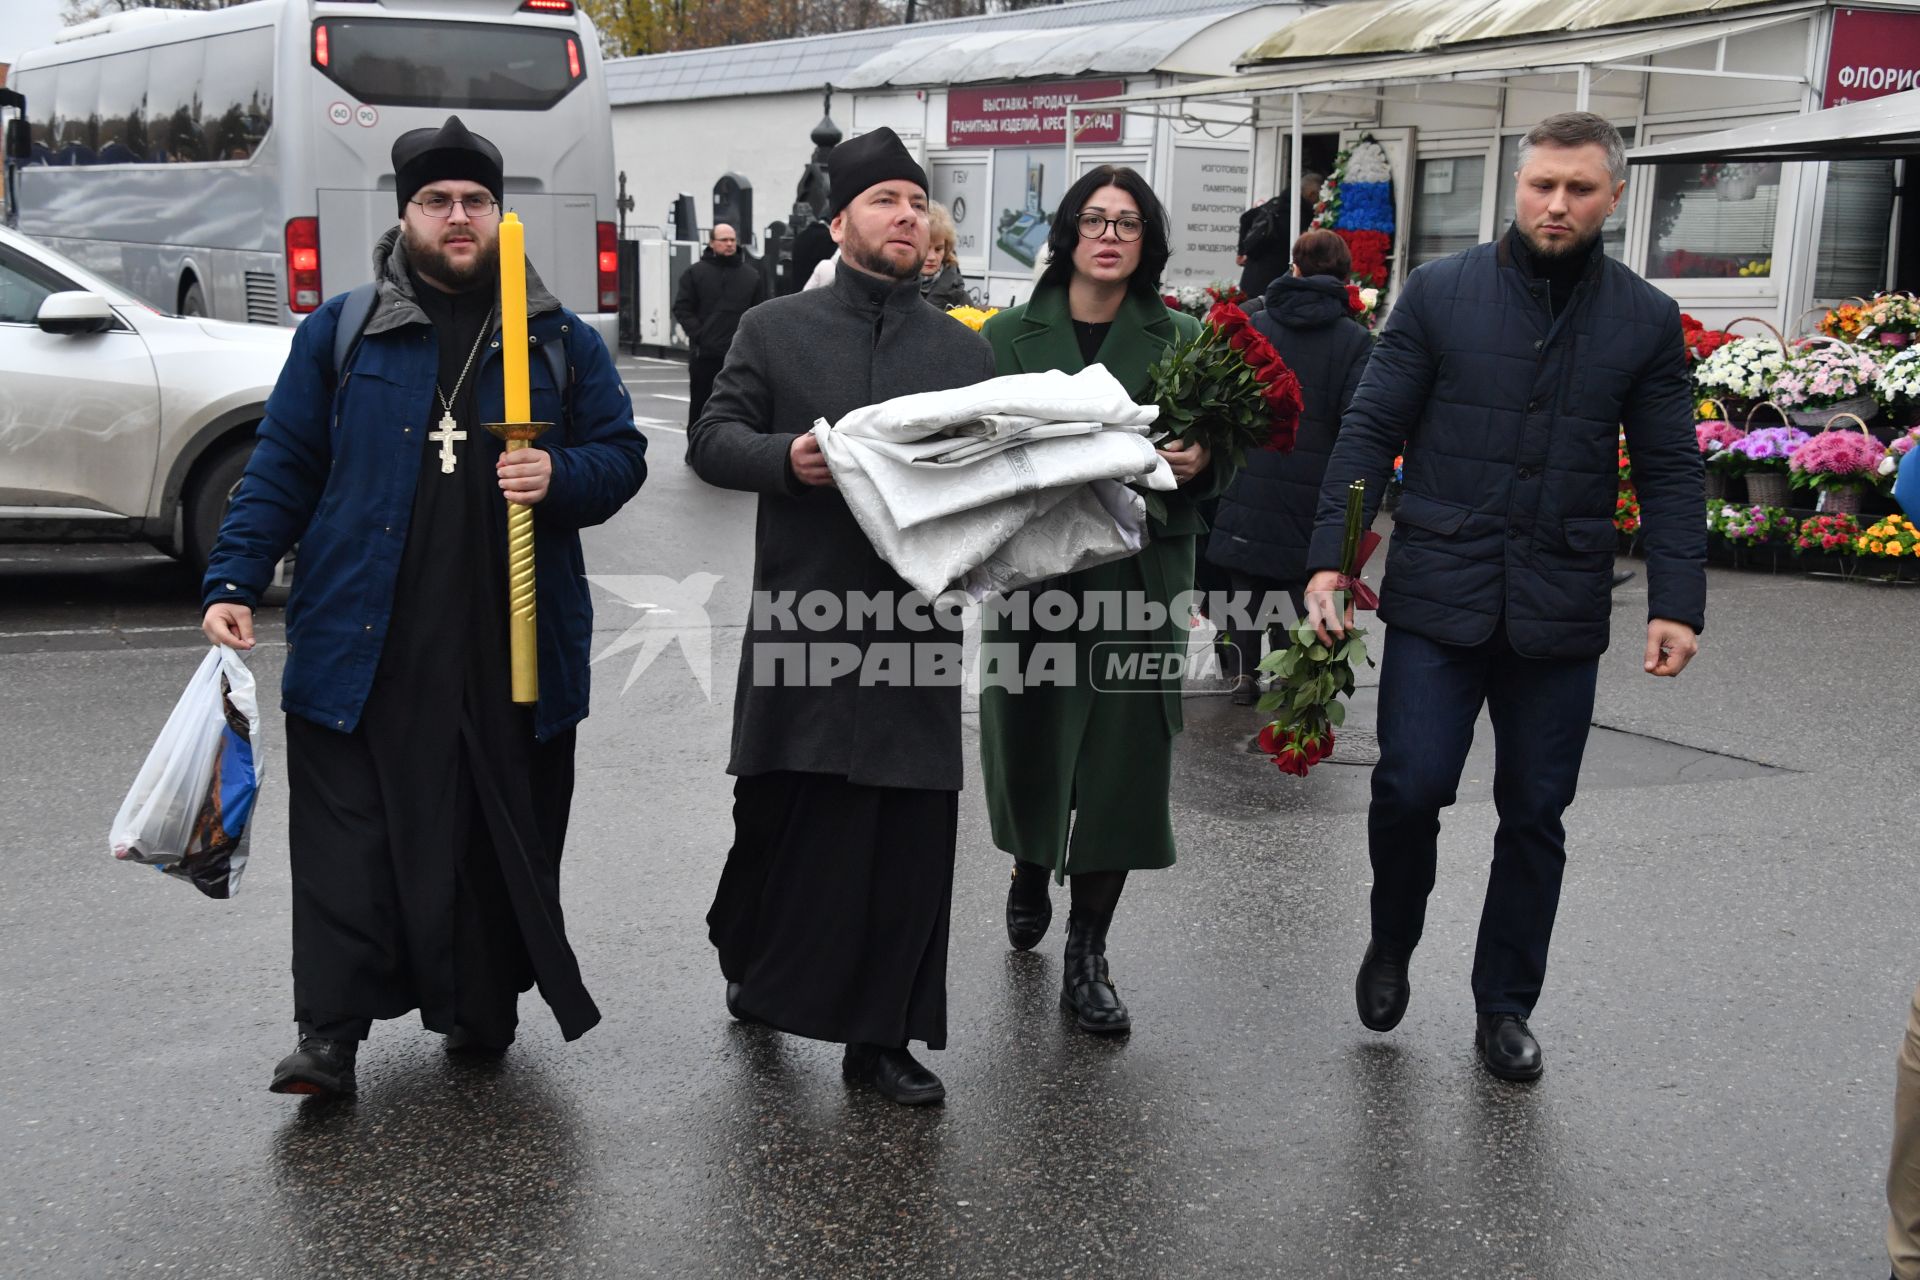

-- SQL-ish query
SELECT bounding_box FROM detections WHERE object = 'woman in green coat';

[978,165,1217,1035]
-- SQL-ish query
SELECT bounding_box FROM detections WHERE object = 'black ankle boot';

[1061,908,1131,1034]
[1355,940,1411,1033]
[270,1035,359,1097]
[1006,859,1052,952]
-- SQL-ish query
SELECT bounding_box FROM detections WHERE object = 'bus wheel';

[180,278,209,317]
[183,438,252,576]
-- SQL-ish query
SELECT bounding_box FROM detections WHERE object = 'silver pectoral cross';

[429,412,466,474]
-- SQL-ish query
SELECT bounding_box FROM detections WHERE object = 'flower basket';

[1704,471,1729,500]
[1787,393,1878,428]
[1821,484,1865,516]
[1745,471,1790,507]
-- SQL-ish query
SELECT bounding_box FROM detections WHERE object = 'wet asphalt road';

[2,356,1916,1278]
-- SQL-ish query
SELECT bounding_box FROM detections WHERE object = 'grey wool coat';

[687,260,996,791]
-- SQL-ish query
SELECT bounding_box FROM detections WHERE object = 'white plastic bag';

[110,646,263,899]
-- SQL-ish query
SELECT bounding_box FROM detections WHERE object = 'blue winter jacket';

[1308,231,1705,658]
[202,237,648,741]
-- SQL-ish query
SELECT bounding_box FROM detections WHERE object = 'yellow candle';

[499,212,531,422]
[489,210,545,705]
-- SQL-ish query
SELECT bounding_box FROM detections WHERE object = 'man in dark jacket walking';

[200,116,648,1097]
[690,127,996,1107]
[1304,113,1705,1083]
[1209,228,1370,703]
[672,222,766,444]
[1236,174,1322,299]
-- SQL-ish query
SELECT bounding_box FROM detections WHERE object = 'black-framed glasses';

[1076,212,1144,242]
[411,193,499,219]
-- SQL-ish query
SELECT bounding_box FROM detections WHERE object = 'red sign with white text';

[946,80,1125,148]
[1824,8,1920,107]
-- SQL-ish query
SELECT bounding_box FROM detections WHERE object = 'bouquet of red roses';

[1145,301,1304,479]
[1255,480,1378,776]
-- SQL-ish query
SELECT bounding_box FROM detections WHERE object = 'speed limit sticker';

[355,105,379,128]
[328,102,352,126]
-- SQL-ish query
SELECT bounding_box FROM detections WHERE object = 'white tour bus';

[1,0,619,346]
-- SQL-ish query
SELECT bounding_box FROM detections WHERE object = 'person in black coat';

[1303,113,1705,1084]
[672,223,767,452]
[1207,229,1370,704]
[1236,174,1322,298]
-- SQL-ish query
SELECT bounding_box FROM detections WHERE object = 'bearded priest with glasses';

[199,115,648,1098]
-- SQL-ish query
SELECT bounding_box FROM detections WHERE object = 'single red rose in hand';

[1346,284,1364,312]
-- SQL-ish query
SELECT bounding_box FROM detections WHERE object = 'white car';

[0,223,293,572]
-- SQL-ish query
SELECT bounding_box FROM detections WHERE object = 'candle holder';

[484,418,553,704]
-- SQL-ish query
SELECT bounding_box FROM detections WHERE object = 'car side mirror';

[36,291,116,335]
[4,118,28,163]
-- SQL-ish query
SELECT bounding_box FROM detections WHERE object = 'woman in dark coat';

[978,166,1215,1036]
[1207,229,1372,703]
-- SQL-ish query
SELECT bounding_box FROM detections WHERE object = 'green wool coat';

[977,284,1215,878]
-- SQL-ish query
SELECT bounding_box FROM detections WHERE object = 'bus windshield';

[313,18,584,112]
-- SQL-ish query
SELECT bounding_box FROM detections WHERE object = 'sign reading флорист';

[946,80,1125,148]
[1824,7,1920,107]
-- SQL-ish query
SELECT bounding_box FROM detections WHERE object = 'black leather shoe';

[842,1043,945,1106]
[1006,860,1052,952]
[724,981,763,1025]
[444,1027,512,1057]
[269,1035,358,1097]
[1475,1013,1543,1081]
[1355,941,1411,1032]
[1062,910,1131,1034]
[1229,674,1258,706]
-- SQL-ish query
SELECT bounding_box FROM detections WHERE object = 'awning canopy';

[1238,0,1786,64]
[1626,89,1920,162]
[1081,7,1813,108]
[839,10,1265,89]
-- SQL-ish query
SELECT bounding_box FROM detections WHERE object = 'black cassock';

[284,271,600,1044]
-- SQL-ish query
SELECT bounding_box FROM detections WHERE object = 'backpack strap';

[331,281,381,384]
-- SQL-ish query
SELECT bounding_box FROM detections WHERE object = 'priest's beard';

[841,223,922,283]
[405,223,501,293]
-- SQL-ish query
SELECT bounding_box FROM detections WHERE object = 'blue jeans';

[1368,624,1599,1016]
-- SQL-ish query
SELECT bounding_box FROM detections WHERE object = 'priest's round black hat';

[391,115,504,216]
[825,127,928,220]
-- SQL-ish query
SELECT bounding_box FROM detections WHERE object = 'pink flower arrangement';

[1770,344,1883,410]
[1791,429,1886,481]
[1696,420,1745,454]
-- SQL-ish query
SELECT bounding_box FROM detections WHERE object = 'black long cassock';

[284,264,599,1044]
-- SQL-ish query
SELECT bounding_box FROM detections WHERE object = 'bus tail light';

[313,23,329,67]
[566,36,582,80]
[286,218,322,313]
[597,221,618,312]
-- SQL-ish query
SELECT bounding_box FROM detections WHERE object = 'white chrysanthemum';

[1344,142,1392,184]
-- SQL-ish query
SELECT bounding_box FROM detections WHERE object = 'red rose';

[1346,284,1364,312]
[1227,326,1257,353]
[1273,747,1308,777]
[1164,294,1181,309]
[1257,723,1282,756]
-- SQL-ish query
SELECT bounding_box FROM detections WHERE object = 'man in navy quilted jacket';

[1303,113,1705,1082]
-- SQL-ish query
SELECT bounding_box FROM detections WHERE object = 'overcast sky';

[4,0,71,66]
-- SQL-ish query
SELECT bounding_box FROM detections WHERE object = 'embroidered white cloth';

[814,365,1170,598]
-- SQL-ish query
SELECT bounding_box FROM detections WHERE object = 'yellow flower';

[1696,400,1720,420]
[946,305,999,331]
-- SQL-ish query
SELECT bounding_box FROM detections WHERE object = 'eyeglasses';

[411,193,499,219]
[1076,213,1144,242]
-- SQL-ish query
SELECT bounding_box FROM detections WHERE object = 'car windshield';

[0,228,140,310]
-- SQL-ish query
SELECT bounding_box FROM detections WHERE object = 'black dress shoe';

[1475,1013,1543,1081]
[269,1035,358,1097]
[842,1043,945,1106]
[1355,941,1411,1032]
[1062,911,1131,1034]
[444,1027,513,1056]
[724,981,763,1025]
[1006,860,1052,952]
[1229,674,1258,706]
